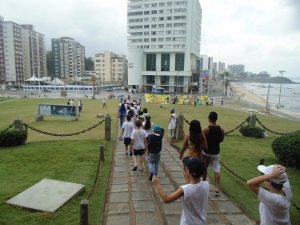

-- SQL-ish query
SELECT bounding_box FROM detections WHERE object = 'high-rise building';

[0,16,47,84]
[227,64,245,75]
[94,51,127,84]
[127,0,202,93]
[218,62,226,74]
[52,37,85,79]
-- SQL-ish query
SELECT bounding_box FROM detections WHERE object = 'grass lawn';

[0,97,299,224]
[0,97,118,225]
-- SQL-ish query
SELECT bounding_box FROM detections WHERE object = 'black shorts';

[124,138,131,145]
[134,149,145,156]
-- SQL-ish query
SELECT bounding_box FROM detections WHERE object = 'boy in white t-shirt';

[247,164,292,225]
[152,157,209,225]
[130,120,148,171]
[120,115,134,156]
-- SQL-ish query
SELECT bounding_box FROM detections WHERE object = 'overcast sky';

[1,0,300,77]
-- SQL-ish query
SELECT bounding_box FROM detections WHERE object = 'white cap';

[257,165,287,184]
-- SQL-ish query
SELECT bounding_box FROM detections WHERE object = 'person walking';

[147,125,164,181]
[152,157,209,225]
[103,98,107,109]
[247,164,292,225]
[202,111,224,196]
[78,100,83,112]
[118,103,127,127]
[143,114,154,139]
[120,115,134,156]
[130,120,148,171]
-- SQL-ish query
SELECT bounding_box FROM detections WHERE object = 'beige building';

[94,51,127,84]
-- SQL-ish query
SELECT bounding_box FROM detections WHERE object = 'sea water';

[236,77,300,114]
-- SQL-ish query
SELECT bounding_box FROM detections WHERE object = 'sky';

[1,0,300,78]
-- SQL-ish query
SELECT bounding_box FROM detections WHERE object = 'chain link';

[1,124,14,132]
[256,117,299,135]
[23,120,105,137]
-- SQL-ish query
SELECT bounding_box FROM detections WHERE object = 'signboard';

[38,104,78,118]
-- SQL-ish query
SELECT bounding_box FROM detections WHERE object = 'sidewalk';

[100,129,257,225]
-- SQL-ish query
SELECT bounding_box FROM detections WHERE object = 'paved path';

[100,128,257,225]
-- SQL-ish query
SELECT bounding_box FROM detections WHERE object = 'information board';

[38,104,78,118]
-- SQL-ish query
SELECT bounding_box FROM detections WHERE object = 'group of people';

[67,99,83,112]
[117,99,293,225]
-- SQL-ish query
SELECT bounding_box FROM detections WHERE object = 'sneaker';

[214,191,220,197]
[132,166,137,171]
[149,173,153,181]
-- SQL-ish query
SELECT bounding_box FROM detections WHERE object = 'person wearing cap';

[202,111,224,196]
[247,164,292,225]
[152,157,209,225]
[147,125,164,181]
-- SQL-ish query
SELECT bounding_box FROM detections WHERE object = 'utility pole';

[277,70,286,109]
[266,84,270,113]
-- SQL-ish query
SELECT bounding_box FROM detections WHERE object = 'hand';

[152,176,160,186]
[270,165,285,178]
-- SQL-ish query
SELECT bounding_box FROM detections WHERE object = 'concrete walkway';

[101,129,257,225]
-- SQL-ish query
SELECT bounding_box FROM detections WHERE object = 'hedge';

[0,129,28,147]
[239,125,265,138]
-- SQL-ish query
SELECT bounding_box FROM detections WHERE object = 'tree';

[46,51,55,78]
[85,57,94,71]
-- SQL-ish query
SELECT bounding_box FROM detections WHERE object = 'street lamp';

[277,70,286,109]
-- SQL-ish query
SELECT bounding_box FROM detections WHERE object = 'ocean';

[236,77,300,114]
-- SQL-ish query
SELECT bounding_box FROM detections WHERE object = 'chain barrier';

[256,117,299,135]
[23,120,105,137]
[1,124,14,132]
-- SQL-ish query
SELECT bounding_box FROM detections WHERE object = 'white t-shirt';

[122,121,134,138]
[131,128,147,150]
[180,181,209,225]
[258,183,292,225]
[168,113,177,129]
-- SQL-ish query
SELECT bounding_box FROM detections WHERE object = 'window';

[175,53,184,71]
[146,54,156,71]
[146,75,155,84]
[152,10,157,14]
[161,54,170,71]
[161,76,169,84]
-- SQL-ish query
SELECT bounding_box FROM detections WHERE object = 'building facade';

[52,37,85,79]
[127,0,202,93]
[227,64,245,75]
[0,16,47,85]
[94,51,127,84]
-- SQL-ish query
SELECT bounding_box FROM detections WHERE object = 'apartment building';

[127,0,202,93]
[94,51,127,84]
[0,16,47,84]
[52,37,85,79]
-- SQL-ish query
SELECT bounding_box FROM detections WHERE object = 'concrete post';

[14,119,23,130]
[80,200,89,225]
[176,113,184,140]
[105,114,111,140]
[248,114,256,128]
[100,145,105,161]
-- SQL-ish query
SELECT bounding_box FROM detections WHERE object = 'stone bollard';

[248,114,256,128]
[14,119,23,130]
[100,145,105,161]
[176,113,184,140]
[80,200,89,225]
[105,114,111,140]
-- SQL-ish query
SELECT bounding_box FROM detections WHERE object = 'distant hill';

[237,76,296,84]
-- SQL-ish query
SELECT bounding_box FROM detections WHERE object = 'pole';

[277,70,286,109]
[38,65,41,97]
[266,84,270,113]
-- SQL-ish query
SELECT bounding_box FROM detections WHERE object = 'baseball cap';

[144,113,150,118]
[257,165,287,184]
[182,156,204,178]
[153,125,161,132]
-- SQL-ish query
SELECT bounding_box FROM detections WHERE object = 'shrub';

[272,131,300,168]
[0,129,28,147]
[239,125,265,138]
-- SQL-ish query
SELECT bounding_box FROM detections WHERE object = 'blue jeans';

[120,115,125,127]
[148,153,161,176]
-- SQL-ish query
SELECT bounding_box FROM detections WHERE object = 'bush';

[272,131,300,168]
[239,125,265,138]
[0,129,28,147]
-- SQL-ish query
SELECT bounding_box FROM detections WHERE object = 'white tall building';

[127,0,202,93]
[94,51,127,84]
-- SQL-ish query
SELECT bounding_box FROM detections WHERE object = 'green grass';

[1,97,299,224]
[0,97,118,225]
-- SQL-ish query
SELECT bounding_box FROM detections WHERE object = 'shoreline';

[229,83,300,120]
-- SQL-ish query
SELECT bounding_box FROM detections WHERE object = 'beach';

[230,82,300,120]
